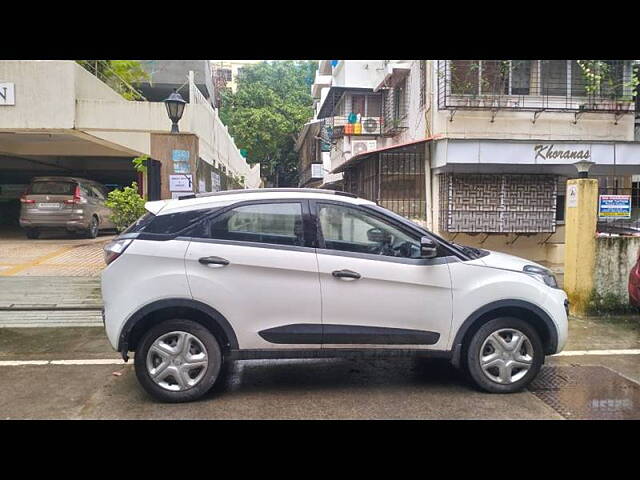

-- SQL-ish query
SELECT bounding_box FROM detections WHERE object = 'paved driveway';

[0,227,113,277]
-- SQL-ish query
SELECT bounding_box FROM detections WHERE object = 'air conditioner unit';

[352,140,377,156]
[361,117,381,134]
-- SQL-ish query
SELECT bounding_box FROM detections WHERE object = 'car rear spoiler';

[144,200,167,216]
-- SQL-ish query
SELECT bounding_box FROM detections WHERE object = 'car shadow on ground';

[206,356,472,398]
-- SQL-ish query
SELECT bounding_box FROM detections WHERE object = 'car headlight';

[523,265,558,288]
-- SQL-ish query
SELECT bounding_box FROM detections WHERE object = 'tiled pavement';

[0,230,112,277]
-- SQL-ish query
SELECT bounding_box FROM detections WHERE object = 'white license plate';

[38,202,61,208]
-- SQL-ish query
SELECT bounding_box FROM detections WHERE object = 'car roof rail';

[177,188,357,200]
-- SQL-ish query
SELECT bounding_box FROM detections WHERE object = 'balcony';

[324,115,383,139]
[437,60,636,119]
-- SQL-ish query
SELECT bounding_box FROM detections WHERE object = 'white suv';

[102,188,568,402]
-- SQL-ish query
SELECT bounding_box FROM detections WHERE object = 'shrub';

[105,182,146,232]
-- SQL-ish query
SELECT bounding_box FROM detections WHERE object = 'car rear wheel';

[25,228,40,239]
[134,319,223,403]
[85,216,99,239]
[465,317,543,393]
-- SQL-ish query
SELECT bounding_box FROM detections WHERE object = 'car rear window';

[29,181,77,195]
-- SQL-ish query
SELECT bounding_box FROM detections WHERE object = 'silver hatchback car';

[20,176,115,239]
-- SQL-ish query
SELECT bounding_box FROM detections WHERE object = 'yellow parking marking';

[0,245,76,276]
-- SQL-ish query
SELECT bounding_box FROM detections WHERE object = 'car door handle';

[332,269,361,280]
[198,256,230,266]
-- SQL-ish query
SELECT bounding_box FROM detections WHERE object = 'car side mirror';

[420,236,438,259]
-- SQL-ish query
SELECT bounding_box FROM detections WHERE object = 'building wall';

[426,60,637,264]
[331,61,386,89]
[0,60,259,189]
[593,236,640,307]
[0,61,76,129]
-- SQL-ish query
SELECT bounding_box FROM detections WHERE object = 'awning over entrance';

[331,135,441,174]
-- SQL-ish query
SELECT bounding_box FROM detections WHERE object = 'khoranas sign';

[534,144,591,161]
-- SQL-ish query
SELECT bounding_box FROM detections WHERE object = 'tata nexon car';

[20,176,115,239]
[102,189,568,403]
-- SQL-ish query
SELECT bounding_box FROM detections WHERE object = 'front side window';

[209,202,304,247]
[318,203,421,259]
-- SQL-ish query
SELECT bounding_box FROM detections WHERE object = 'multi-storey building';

[300,60,640,264]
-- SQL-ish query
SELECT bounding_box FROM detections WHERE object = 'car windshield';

[29,181,76,195]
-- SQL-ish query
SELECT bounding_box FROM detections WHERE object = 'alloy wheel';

[479,328,534,385]
[146,331,209,391]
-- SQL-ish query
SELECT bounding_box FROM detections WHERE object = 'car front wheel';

[134,319,223,403]
[465,317,543,393]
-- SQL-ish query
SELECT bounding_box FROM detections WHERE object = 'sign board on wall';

[0,83,15,105]
[172,149,191,173]
[436,140,640,168]
[567,184,578,207]
[598,195,631,219]
[169,174,193,192]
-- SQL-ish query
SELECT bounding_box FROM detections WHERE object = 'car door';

[312,201,453,352]
[184,199,322,351]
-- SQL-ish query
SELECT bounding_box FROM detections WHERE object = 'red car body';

[630,251,640,309]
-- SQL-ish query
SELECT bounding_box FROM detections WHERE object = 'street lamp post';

[574,159,596,178]
[164,89,187,133]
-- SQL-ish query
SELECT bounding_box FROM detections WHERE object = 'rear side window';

[29,181,76,195]
[123,209,217,236]
[206,202,304,247]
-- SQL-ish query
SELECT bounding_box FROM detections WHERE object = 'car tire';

[134,319,223,403]
[465,317,543,394]
[85,216,99,239]
[25,228,40,239]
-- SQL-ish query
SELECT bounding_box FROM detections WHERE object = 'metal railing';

[437,60,636,114]
[342,144,426,220]
[76,60,147,101]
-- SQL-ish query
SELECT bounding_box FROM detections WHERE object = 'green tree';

[219,61,317,187]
